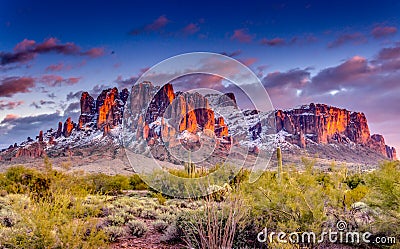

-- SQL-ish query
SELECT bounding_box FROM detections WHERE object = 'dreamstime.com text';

[257,221,396,245]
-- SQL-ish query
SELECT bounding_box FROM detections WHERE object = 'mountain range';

[0,82,396,171]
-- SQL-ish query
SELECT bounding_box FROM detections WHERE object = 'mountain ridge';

[0,82,396,164]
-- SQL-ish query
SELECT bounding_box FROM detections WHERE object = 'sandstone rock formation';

[15,142,46,158]
[63,117,74,137]
[130,82,228,141]
[78,91,96,129]
[273,103,396,159]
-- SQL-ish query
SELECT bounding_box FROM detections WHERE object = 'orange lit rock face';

[274,103,396,159]
[63,117,74,137]
[275,103,371,144]
[215,116,228,137]
[97,88,116,130]
[95,87,127,134]
[370,134,387,156]
[131,82,230,145]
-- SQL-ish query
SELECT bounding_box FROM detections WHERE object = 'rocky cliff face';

[129,82,229,144]
[96,87,127,133]
[78,92,96,130]
[76,87,129,134]
[273,103,396,159]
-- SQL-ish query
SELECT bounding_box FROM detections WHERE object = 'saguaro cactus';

[185,151,196,178]
[277,147,283,181]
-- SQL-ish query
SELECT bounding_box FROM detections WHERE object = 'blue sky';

[1,0,400,150]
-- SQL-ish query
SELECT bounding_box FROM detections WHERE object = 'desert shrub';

[1,190,108,248]
[157,213,176,223]
[3,166,53,201]
[344,185,369,207]
[106,213,126,226]
[140,208,158,219]
[145,164,239,198]
[160,223,179,243]
[104,225,126,242]
[344,173,365,189]
[129,174,148,190]
[128,206,144,217]
[0,209,18,227]
[127,220,148,237]
[152,219,169,233]
[154,192,166,205]
[86,173,131,195]
[176,194,247,249]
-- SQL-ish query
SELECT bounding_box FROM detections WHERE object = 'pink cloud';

[182,23,200,35]
[14,39,36,52]
[0,100,24,110]
[377,46,400,60]
[0,77,35,97]
[45,62,72,72]
[231,29,253,43]
[130,15,170,35]
[240,57,257,66]
[1,38,105,66]
[40,75,81,87]
[83,47,105,58]
[371,26,397,38]
[146,15,169,31]
[2,114,19,122]
[172,74,224,92]
[260,37,286,46]
[328,32,367,48]
[310,55,373,92]
[263,69,310,90]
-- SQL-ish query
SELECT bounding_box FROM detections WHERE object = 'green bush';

[154,192,166,205]
[127,220,148,237]
[104,225,126,242]
[85,174,131,195]
[129,174,148,190]
[344,173,365,189]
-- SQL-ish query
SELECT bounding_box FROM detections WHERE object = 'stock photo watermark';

[257,220,396,245]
